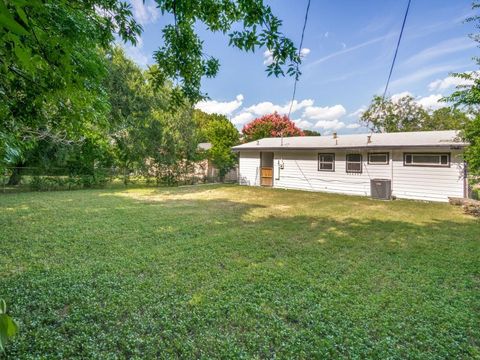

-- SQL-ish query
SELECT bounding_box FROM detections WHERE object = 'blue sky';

[124,0,478,134]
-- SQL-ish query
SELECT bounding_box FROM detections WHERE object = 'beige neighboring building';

[195,143,237,181]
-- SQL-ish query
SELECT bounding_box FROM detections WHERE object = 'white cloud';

[245,99,314,116]
[416,94,444,110]
[263,49,274,66]
[195,94,244,116]
[230,99,314,127]
[306,33,394,67]
[203,97,352,132]
[300,48,311,59]
[404,37,476,67]
[324,32,329,38]
[388,63,469,90]
[293,119,313,129]
[299,104,348,131]
[428,73,475,91]
[389,92,445,111]
[340,42,347,49]
[390,91,413,103]
[348,106,366,118]
[302,104,347,121]
[131,0,159,25]
[124,37,150,67]
[231,112,255,125]
[314,119,345,130]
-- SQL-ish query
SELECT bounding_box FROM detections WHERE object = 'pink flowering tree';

[242,113,304,142]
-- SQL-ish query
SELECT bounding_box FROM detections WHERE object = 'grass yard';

[1,185,479,359]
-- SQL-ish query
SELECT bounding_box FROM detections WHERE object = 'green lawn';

[1,185,479,359]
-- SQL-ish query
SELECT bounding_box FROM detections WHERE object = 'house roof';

[232,130,467,151]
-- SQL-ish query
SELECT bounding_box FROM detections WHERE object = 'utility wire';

[287,0,311,119]
[382,0,412,101]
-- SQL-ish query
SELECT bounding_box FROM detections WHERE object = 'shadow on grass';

[1,188,479,358]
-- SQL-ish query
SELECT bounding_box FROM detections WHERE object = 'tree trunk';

[7,165,23,186]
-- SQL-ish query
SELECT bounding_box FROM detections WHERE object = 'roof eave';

[232,144,468,152]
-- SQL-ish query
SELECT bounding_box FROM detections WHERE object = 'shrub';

[464,202,480,217]
[30,176,65,191]
[472,187,479,200]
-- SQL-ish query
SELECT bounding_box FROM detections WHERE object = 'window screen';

[404,153,450,167]
[318,153,335,171]
[346,154,362,173]
[368,153,389,165]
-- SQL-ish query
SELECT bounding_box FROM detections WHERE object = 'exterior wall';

[238,148,464,202]
[391,148,464,202]
[273,150,391,197]
[238,151,260,186]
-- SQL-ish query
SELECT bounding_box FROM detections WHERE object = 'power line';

[382,0,412,101]
[287,0,311,119]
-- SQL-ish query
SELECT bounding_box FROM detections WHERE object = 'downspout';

[464,161,469,198]
[390,150,394,198]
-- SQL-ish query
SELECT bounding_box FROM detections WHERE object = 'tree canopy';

[0,0,302,186]
[360,95,429,133]
[443,1,480,183]
[303,129,321,136]
[361,95,469,133]
[1,0,301,105]
[242,113,304,142]
[194,110,239,178]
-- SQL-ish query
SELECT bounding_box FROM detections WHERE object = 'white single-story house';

[232,130,469,202]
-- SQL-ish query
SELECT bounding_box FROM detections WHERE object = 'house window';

[404,153,450,167]
[318,153,335,171]
[346,154,362,173]
[368,152,389,165]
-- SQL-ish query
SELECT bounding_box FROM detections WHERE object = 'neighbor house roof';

[232,130,467,151]
[197,142,212,151]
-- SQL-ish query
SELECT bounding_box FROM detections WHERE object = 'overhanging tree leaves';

[152,0,301,103]
[1,0,301,172]
[0,299,18,354]
[443,1,480,183]
[0,0,140,172]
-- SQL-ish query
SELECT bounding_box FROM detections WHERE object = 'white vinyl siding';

[251,147,465,202]
[238,151,260,186]
[274,150,391,197]
[392,149,463,202]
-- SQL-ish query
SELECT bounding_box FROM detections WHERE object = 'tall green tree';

[0,0,140,175]
[103,47,154,181]
[360,95,430,133]
[303,129,321,136]
[422,107,470,131]
[443,1,480,182]
[1,0,304,187]
[194,110,239,179]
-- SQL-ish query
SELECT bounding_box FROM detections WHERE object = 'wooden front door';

[261,167,273,187]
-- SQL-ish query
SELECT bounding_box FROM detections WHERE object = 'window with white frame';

[318,153,335,171]
[404,153,450,167]
[368,152,389,165]
[346,154,362,173]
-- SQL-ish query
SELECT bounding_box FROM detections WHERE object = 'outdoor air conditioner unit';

[371,179,392,200]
